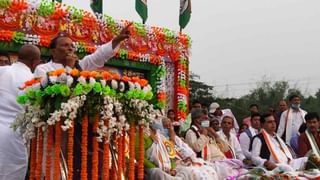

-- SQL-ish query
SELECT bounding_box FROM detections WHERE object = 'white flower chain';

[47,95,86,130]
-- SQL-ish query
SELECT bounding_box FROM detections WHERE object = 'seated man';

[185,109,247,179]
[217,115,251,166]
[298,112,320,157]
[250,113,308,171]
[146,120,218,180]
[239,113,261,160]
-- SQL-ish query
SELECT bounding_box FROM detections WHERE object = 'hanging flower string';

[46,126,53,180]
[29,134,37,180]
[138,125,144,180]
[35,128,43,180]
[54,121,61,180]
[81,115,88,180]
[102,119,110,180]
[92,115,99,180]
[67,121,74,180]
[128,124,135,180]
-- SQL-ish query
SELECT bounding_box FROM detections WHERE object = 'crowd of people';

[0,23,319,179]
[145,96,320,179]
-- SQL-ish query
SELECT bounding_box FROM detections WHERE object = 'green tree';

[189,72,215,108]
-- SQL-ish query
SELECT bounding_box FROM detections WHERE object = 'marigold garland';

[67,121,74,180]
[138,125,144,180]
[35,128,43,180]
[45,126,53,180]
[111,162,116,180]
[29,133,37,180]
[81,115,88,180]
[122,129,126,174]
[102,120,110,180]
[128,124,135,180]
[117,135,123,180]
[54,121,62,180]
[92,115,99,180]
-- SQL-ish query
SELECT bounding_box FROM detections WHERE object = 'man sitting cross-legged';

[250,113,308,171]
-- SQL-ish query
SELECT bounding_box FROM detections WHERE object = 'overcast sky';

[62,0,320,97]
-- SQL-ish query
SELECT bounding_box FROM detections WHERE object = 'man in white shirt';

[0,45,41,180]
[251,113,307,171]
[218,115,251,165]
[239,112,261,159]
[33,24,131,179]
[277,94,307,144]
[34,23,131,77]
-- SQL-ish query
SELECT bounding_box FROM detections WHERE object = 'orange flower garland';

[102,119,110,180]
[117,135,123,180]
[92,115,99,180]
[81,115,88,180]
[29,133,37,180]
[122,129,126,174]
[36,128,43,180]
[54,121,62,180]
[46,126,53,180]
[67,121,74,180]
[138,125,144,180]
[128,124,135,180]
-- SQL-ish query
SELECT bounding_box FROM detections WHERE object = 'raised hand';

[112,23,133,49]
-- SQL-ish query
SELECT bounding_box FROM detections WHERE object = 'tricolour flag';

[179,0,192,30]
[136,0,148,24]
[90,0,103,14]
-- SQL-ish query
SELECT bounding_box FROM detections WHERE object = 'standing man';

[277,94,307,144]
[276,100,288,130]
[298,112,320,157]
[0,45,41,179]
[242,104,259,127]
[33,24,131,179]
[239,113,261,160]
[34,23,131,77]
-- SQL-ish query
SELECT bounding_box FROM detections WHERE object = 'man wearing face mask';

[277,94,307,144]
[185,109,229,161]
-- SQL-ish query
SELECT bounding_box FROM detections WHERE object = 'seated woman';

[145,120,218,180]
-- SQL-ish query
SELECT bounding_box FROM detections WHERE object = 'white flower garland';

[47,95,86,131]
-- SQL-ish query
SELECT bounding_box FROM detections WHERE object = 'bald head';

[18,44,41,72]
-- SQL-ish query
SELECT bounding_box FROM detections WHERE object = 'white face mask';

[291,104,300,110]
[201,120,210,128]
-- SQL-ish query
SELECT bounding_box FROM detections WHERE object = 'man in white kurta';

[217,115,246,161]
[239,113,261,159]
[0,45,41,180]
[34,24,131,77]
[277,95,307,144]
[251,113,307,171]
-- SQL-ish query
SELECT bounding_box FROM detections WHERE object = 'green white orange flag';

[179,0,192,30]
[136,0,148,24]
[90,0,103,14]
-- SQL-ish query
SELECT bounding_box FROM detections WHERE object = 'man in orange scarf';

[250,113,307,171]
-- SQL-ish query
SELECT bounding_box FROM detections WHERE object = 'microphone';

[74,61,82,71]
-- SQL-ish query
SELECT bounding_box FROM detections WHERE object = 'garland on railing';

[12,68,158,180]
